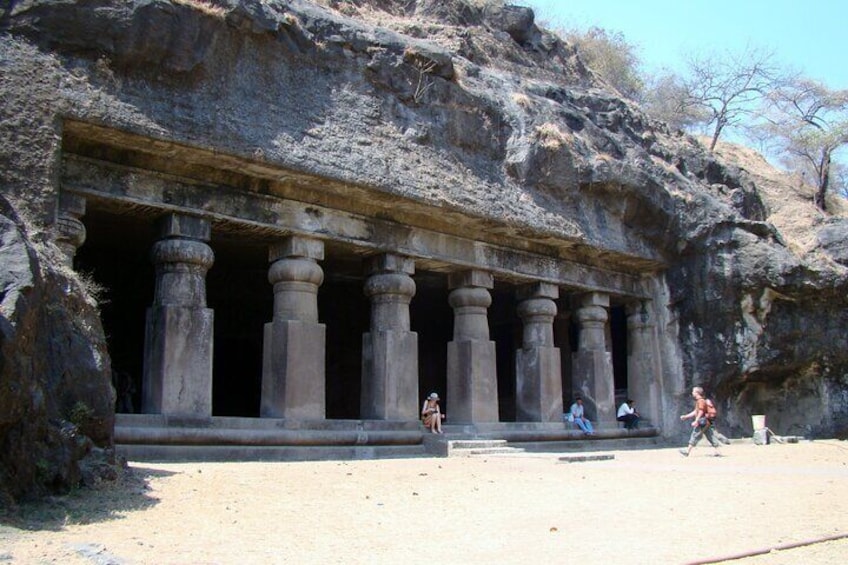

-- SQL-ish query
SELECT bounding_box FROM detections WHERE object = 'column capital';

[56,193,87,266]
[157,213,211,241]
[626,301,654,329]
[576,291,609,309]
[58,192,86,218]
[448,269,493,290]
[366,253,414,276]
[269,236,324,262]
[517,282,559,302]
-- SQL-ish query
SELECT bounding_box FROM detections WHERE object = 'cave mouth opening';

[74,207,488,419]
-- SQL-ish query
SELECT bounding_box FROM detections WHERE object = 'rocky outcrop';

[0,194,116,504]
[1,0,847,500]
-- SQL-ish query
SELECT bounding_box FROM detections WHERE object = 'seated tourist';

[568,397,595,435]
[616,399,640,429]
[421,392,444,434]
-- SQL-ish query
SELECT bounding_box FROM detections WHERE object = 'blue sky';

[521,0,847,89]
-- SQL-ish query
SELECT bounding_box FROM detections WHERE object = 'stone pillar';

[571,292,616,425]
[56,193,87,268]
[515,283,563,422]
[361,254,418,420]
[142,214,214,417]
[261,237,326,420]
[554,309,573,411]
[446,270,499,423]
[626,301,662,426]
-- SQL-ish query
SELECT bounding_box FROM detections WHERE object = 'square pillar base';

[447,340,499,423]
[261,320,326,419]
[571,350,616,425]
[143,306,214,417]
[361,330,418,420]
[516,346,563,422]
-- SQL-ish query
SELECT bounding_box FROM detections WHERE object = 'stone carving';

[1,0,847,503]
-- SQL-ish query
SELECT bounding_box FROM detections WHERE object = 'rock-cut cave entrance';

[74,206,528,421]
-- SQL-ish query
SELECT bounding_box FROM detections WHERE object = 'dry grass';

[709,138,848,258]
[535,122,572,150]
[511,92,532,108]
[173,0,227,18]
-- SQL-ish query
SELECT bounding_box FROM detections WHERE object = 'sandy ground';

[2,440,847,565]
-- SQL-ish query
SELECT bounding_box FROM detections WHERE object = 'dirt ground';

[2,440,847,564]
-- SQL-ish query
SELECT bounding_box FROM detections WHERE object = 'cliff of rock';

[1,0,847,501]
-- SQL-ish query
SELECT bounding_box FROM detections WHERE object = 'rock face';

[0,194,115,504]
[1,0,847,500]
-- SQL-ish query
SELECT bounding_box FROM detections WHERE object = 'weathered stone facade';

[2,0,847,501]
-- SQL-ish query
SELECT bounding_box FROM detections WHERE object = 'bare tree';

[760,79,848,210]
[642,70,710,131]
[683,46,783,151]
[833,162,848,199]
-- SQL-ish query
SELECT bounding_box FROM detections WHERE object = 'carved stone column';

[261,237,326,420]
[56,193,87,268]
[571,292,616,425]
[446,270,498,423]
[515,283,563,422]
[142,214,214,417]
[626,301,662,427]
[361,254,418,420]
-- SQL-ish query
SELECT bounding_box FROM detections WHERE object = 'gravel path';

[2,440,847,564]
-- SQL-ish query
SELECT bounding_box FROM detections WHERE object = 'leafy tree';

[759,79,848,210]
[562,26,644,101]
[682,46,783,151]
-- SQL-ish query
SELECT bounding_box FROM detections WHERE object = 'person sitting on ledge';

[616,399,640,430]
[567,397,595,435]
[421,392,444,434]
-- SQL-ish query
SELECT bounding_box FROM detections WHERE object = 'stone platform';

[115,414,660,462]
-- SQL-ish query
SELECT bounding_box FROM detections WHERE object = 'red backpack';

[705,398,718,420]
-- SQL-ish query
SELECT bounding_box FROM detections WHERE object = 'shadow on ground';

[0,465,176,532]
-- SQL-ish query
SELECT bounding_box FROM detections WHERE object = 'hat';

[428,392,439,400]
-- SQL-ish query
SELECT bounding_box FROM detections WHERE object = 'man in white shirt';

[617,398,640,430]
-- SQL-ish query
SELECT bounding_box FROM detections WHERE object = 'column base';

[447,340,499,423]
[515,346,563,422]
[361,330,418,420]
[143,306,214,417]
[261,320,326,419]
[571,350,616,425]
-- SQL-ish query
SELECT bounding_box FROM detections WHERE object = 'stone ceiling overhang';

[61,119,664,299]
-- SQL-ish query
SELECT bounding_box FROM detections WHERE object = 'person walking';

[679,386,721,456]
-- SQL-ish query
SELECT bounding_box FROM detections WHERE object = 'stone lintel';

[158,213,211,241]
[63,164,657,298]
[59,192,87,217]
[366,253,414,275]
[577,291,610,309]
[516,282,559,301]
[449,269,493,290]
[269,236,325,262]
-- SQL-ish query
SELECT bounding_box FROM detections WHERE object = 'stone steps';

[446,439,526,457]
